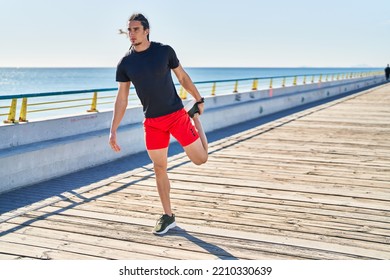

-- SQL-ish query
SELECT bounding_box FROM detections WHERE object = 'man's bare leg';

[193,114,208,153]
[183,114,208,165]
[147,148,178,235]
[147,148,172,216]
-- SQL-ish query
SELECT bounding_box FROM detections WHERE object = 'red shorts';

[143,108,199,150]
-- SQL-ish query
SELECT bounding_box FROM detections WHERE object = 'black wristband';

[196,97,205,104]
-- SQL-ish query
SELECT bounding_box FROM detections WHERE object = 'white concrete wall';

[0,75,385,194]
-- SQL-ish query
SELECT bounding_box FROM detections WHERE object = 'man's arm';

[172,64,204,114]
[109,81,130,152]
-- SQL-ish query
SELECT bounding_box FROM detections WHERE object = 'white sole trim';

[153,221,177,235]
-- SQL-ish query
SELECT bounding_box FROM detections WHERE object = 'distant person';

[109,13,208,235]
[385,64,390,81]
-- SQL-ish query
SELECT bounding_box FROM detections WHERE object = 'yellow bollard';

[179,86,183,98]
[19,97,28,122]
[293,76,297,86]
[4,98,17,123]
[87,91,99,112]
[179,86,187,99]
[251,79,258,90]
[269,78,273,89]
[233,81,238,93]
[211,82,216,96]
[303,76,306,84]
[337,74,340,80]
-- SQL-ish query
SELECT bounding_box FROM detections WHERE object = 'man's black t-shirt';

[116,42,184,118]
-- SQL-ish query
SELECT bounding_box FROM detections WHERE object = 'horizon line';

[0,65,383,69]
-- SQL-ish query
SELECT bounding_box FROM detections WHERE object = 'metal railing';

[0,70,381,123]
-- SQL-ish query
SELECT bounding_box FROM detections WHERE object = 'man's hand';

[109,131,121,152]
[197,102,204,115]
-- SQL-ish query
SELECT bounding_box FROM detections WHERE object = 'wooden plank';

[0,240,102,260]
[132,174,390,211]
[46,200,390,247]
[63,177,389,226]
[13,204,389,257]
[49,196,390,237]
[46,183,390,231]
[0,253,35,260]
[0,223,210,260]
[0,220,296,260]
[169,167,390,192]
[1,215,364,260]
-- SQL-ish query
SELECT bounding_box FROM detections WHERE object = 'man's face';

[127,20,149,46]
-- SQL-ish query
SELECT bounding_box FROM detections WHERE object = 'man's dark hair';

[129,13,150,40]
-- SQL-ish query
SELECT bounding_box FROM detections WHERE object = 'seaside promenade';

[0,83,389,260]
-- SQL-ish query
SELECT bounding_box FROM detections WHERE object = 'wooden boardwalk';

[1,84,390,260]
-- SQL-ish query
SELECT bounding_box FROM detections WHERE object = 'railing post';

[293,76,297,86]
[269,78,273,89]
[251,79,258,90]
[311,75,314,83]
[19,97,28,122]
[233,81,238,93]
[319,74,322,83]
[303,76,306,84]
[3,98,17,123]
[179,86,183,98]
[282,77,286,87]
[179,86,187,99]
[211,82,216,96]
[87,91,99,112]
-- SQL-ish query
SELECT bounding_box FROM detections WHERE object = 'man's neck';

[133,41,151,52]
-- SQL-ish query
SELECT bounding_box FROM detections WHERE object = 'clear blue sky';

[0,0,389,68]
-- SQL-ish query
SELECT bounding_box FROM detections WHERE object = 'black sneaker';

[186,102,200,118]
[185,98,204,118]
[153,214,176,235]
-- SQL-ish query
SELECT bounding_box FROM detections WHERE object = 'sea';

[0,67,382,96]
[0,67,382,120]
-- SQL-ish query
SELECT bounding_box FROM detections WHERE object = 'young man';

[109,13,208,235]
